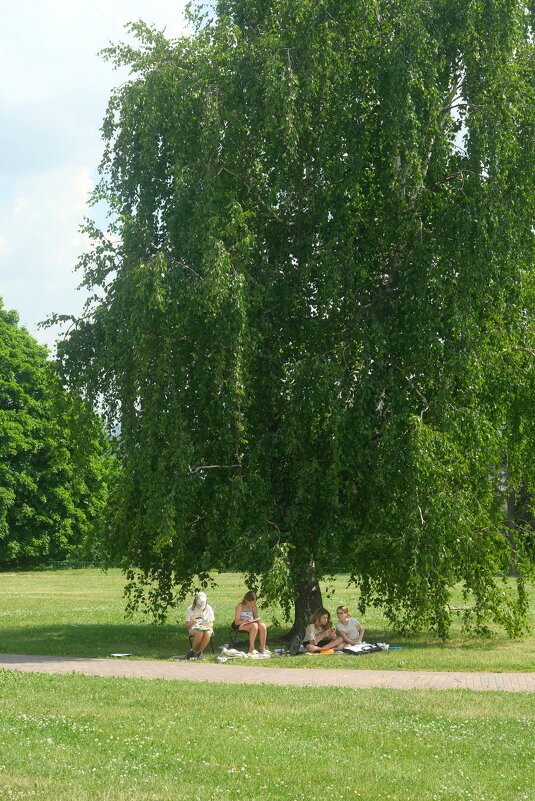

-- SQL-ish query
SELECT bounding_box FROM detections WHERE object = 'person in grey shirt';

[335,605,365,645]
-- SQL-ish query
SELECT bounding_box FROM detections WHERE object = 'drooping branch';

[187,464,241,474]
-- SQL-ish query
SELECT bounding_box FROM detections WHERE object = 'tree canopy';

[0,300,110,566]
[57,0,534,636]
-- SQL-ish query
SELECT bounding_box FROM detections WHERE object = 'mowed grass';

[0,669,534,801]
[0,569,534,672]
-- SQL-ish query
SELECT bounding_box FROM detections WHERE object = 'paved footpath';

[0,653,533,692]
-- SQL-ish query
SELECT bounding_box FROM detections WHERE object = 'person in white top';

[335,605,365,645]
[185,592,215,660]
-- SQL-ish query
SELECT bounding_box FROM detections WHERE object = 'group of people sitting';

[183,590,365,660]
[303,606,365,653]
[184,589,269,660]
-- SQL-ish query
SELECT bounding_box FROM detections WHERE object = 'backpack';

[288,634,303,655]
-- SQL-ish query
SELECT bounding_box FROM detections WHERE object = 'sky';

[0,0,190,351]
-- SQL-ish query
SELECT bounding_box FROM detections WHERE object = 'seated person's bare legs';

[239,621,259,652]
[191,629,212,654]
[306,635,346,653]
[258,621,267,651]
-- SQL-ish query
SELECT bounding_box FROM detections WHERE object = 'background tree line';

[0,299,112,567]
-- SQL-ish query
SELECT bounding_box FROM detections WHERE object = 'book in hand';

[192,619,212,631]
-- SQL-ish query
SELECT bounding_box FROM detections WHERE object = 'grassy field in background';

[0,569,534,672]
[0,669,534,801]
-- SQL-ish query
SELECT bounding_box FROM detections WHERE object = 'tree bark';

[288,557,323,638]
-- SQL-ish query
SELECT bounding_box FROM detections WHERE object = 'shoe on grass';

[185,649,195,660]
[196,652,204,660]
[261,649,271,656]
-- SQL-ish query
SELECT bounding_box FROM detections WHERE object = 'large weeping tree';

[57,0,534,636]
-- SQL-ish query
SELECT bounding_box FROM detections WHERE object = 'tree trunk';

[288,557,323,638]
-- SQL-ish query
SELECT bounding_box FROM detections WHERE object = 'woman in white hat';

[184,592,214,660]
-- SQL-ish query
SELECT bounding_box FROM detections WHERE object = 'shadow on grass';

[0,623,513,663]
[0,623,190,660]
[0,622,395,659]
[366,627,512,650]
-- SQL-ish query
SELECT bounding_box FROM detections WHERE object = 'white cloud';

[13,197,29,216]
[0,0,190,350]
[0,165,96,348]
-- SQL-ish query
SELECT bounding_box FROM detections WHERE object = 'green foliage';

[0,299,111,565]
[57,1,534,635]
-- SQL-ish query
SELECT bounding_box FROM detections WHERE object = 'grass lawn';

[0,569,534,672]
[0,669,533,801]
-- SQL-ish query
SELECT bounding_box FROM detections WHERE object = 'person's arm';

[304,624,316,643]
[234,604,243,626]
[185,610,195,630]
[206,606,215,629]
[357,622,365,643]
[337,626,353,644]
[312,628,331,642]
